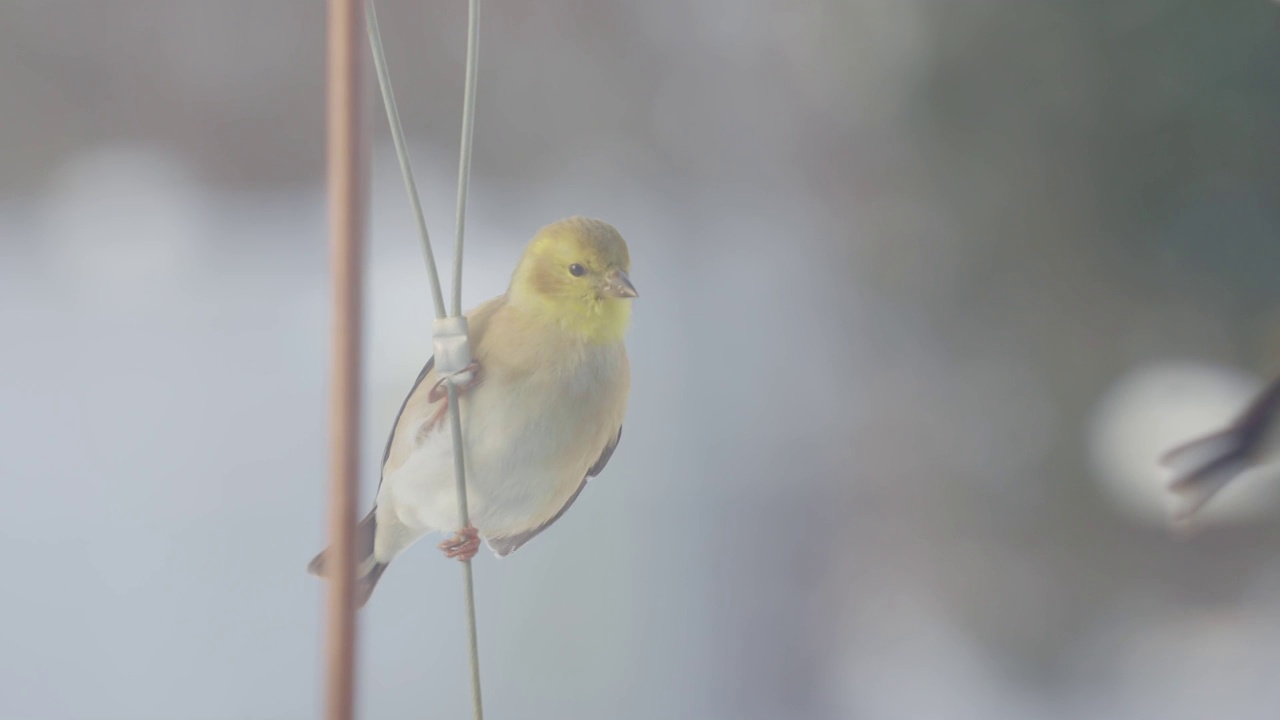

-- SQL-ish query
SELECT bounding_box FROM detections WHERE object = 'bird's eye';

[568,263,586,277]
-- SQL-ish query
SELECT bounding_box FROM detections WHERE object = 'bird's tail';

[308,508,388,609]
[1161,428,1251,521]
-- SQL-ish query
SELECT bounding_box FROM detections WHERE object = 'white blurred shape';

[1088,361,1280,526]
[39,145,207,303]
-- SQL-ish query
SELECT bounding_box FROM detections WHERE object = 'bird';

[1161,374,1280,521]
[308,216,637,607]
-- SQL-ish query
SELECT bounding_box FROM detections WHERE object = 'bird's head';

[508,216,637,344]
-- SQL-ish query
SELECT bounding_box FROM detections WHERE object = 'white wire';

[365,1,447,321]
[452,0,480,318]
[365,3,484,719]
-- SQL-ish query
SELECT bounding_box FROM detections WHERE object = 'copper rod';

[323,0,366,719]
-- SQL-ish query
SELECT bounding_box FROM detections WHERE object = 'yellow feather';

[505,216,635,345]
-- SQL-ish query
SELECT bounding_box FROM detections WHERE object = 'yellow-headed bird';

[309,216,636,607]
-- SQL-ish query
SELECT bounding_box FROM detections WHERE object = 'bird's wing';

[378,297,504,487]
[378,356,442,489]
[487,424,623,557]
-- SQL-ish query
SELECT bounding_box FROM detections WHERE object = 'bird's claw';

[428,360,483,403]
[438,526,481,562]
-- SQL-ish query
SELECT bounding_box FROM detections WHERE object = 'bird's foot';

[438,526,481,562]
[428,360,483,402]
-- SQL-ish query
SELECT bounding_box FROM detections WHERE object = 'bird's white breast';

[378,342,626,540]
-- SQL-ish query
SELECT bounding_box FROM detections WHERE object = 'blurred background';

[3,1,1280,718]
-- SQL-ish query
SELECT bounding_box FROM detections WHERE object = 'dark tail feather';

[1162,429,1251,520]
[1161,427,1239,473]
[308,509,388,609]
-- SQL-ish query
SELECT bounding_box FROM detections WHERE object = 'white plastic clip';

[433,316,476,387]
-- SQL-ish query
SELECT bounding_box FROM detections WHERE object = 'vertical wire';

[363,2,485,719]
[448,384,484,720]
[451,0,481,318]
[365,1,447,320]
[449,2,485,717]
[323,0,366,719]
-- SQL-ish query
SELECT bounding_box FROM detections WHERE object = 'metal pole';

[324,0,366,718]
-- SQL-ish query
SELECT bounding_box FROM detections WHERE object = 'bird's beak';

[601,269,638,298]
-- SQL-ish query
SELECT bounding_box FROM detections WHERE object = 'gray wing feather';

[377,357,435,489]
[487,425,623,557]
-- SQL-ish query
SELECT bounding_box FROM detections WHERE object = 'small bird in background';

[1161,374,1280,521]
[309,216,637,607]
